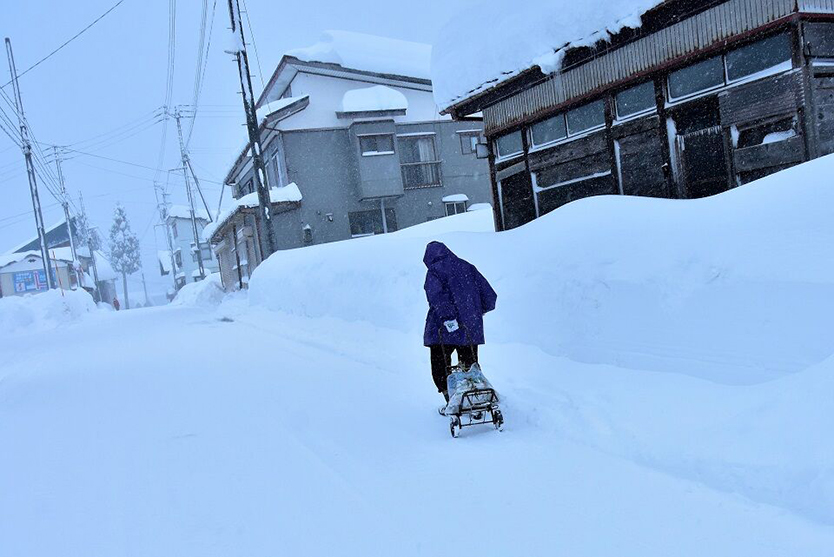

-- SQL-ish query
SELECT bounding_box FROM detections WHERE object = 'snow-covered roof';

[442,194,469,203]
[256,95,311,124]
[203,183,303,241]
[48,247,76,263]
[93,251,117,282]
[432,0,662,111]
[167,205,209,221]
[467,203,493,212]
[0,248,75,270]
[287,30,431,81]
[158,251,172,274]
[0,250,41,269]
[339,85,408,114]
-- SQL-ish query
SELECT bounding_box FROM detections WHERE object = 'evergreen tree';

[108,204,142,309]
[75,211,102,253]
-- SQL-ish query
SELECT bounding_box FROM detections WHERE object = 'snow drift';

[171,273,226,308]
[251,155,834,384]
[0,288,97,335]
[249,153,834,525]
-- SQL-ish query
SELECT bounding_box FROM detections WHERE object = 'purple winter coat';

[423,242,497,346]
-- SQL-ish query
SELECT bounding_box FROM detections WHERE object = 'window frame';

[459,130,483,155]
[494,130,524,161]
[358,134,395,157]
[398,134,442,189]
[528,99,607,152]
[614,81,658,122]
[347,208,398,237]
[667,32,793,105]
[444,201,468,216]
[566,100,607,137]
[529,114,568,150]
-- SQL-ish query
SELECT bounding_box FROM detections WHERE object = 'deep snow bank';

[171,273,225,308]
[250,155,834,384]
[248,156,834,525]
[0,288,97,335]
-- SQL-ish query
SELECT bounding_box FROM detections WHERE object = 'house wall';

[275,72,442,131]
[269,119,491,250]
[168,216,220,283]
[484,19,832,230]
[0,259,73,298]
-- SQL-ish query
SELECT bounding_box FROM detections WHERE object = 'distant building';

[1,220,117,302]
[435,0,834,230]
[158,205,219,290]
[205,31,492,290]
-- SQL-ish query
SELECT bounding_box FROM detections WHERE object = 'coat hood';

[423,241,455,267]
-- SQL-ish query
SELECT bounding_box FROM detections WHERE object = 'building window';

[668,34,792,102]
[171,221,178,239]
[566,100,606,135]
[459,131,482,155]
[240,179,254,196]
[348,208,398,237]
[725,33,792,83]
[359,134,395,156]
[668,56,724,101]
[495,130,523,159]
[398,135,441,189]
[615,81,656,120]
[529,99,605,150]
[445,201,467,216]
[530,114,567,148]
[174,250,182,268]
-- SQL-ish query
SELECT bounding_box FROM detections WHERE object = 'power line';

[240,0,265,90]
[0,0,127,89]
[185,0,216,147]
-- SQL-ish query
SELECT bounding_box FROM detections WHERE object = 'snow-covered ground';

[2,156,834,555]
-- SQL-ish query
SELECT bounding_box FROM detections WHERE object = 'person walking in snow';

[113,297,120,311]
[423,241,497,402]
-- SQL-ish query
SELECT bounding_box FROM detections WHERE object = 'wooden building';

[441,0,834,230]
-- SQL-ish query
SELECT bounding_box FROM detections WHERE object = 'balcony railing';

[400,161,442,189]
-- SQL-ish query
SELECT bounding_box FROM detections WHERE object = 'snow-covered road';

[2,302,832,556]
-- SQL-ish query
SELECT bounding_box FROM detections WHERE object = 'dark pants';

[429,345,479,394]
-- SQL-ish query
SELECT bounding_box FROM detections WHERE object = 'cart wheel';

[450,417,459,438]
[493,409,504,431]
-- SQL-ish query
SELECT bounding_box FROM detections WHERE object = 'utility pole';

[155,186,180,293]
[79,194,101,302]
[173,109,206,281]
[141,272,150,307]
[5,38,54,289]
[53,146,80,287]
[226,0,276,260]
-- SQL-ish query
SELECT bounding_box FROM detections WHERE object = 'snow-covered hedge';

[0,288,97,335]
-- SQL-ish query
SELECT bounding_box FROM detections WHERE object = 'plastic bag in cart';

[444,363,499,415]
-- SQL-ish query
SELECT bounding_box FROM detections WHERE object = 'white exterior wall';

[169,216,219,283]
[275,72,448,132]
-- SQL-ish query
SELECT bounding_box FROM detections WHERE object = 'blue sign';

[13,269,56,293]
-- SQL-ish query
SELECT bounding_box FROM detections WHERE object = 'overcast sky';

[0,0,477,301]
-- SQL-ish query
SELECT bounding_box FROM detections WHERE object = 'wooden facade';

[447,1,834,230]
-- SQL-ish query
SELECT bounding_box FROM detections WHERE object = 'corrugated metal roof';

[483,0,799,133]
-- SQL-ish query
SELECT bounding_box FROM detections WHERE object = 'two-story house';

[204,31,492,291]
[159,205,219,289]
